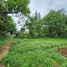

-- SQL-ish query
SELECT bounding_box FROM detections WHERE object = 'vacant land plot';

[2,38,67,67]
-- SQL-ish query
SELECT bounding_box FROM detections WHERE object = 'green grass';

[0,35,13,51]
[2,38,67,67]
[0,39,6,47]
[0,37,9,49]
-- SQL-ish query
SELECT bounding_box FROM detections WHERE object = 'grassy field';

[2,38,67,67]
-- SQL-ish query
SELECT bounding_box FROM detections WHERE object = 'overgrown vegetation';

[0,0,30,38]
[0,35,11,50]
[19,9,67,38]
[0,0,67,67]
[2,38,67,67]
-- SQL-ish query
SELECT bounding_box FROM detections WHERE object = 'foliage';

[2,38,67,67]
[25,16,37,38]
[25,10,67,38]
[15,31,24,38]
[0,34,11,49]
[6,16,16,34]
[0,0,30,37]
[43,10,66,37]
[0,16,16,37]
[5,0,30,15]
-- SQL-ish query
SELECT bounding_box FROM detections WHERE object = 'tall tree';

[43,10,66,37]
[0,0,30,37]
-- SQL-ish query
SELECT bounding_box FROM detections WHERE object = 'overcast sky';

[29,0,67,17]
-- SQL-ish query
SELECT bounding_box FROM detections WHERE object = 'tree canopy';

[24,10,67,38]
[0,0,30,37]
[43,10,66,37]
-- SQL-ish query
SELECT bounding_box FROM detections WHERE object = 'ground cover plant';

[0,36,11,49]
[2,38,67,67]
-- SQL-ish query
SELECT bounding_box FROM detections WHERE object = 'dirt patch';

[0,64,5,67]
[58,48,67,57]
[54,63,60,67]
[0,41,12,61]
[0,40,12,67]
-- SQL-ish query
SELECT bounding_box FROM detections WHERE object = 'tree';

[43,10,66,37]
[35,11,41,19]
[5,0,30,15]
[25,16,44,38]
[0,0,30,37]
[25,16,35,37]
[6,16,16,34]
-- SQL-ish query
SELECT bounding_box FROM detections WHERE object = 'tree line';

[0,0,67,38]
[16,9,67,38]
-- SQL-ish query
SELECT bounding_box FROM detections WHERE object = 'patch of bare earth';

[54,47,67,67]
[58,48,67,57]
[0,40,12,67]
[54,63,60,67]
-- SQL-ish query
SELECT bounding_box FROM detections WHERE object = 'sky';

[29,0,67,17]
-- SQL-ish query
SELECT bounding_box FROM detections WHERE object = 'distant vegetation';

[16,9,67,38]
[1,1,67,39]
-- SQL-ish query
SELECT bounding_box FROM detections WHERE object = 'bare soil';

[54,63,60,67]
[0,40,12,67]
[58,48,67,57]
